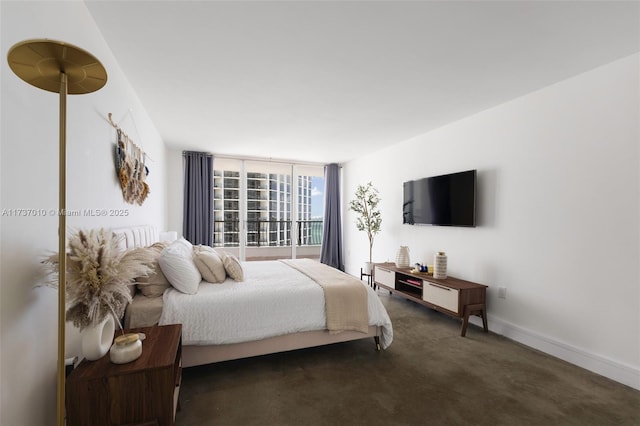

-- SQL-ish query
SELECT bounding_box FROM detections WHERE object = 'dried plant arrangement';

[44,229,156,331]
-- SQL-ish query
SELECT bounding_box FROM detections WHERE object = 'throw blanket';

[280,259,369,334]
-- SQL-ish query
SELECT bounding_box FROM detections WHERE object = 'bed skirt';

[182,325,380,367]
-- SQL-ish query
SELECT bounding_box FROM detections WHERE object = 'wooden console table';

[374,263,488,336]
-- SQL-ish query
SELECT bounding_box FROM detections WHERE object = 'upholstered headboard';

[112,225,160,250]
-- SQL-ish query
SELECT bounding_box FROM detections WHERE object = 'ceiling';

[86,1,639,164]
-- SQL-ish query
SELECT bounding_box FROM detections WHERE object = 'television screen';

[403,170,476,227]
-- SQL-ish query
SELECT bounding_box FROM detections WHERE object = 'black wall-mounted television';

[403,169,477,227]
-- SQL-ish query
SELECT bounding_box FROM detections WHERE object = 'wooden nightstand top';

[69,324,182,380]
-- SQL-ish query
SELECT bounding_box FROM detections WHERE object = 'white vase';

[434,251,448,279]
[81,314,115,361]
[362,262,373,275]
[395,246,410,268]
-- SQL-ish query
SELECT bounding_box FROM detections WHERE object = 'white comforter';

[158,260,393,349]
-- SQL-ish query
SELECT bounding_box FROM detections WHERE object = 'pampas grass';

[44,229,156,331]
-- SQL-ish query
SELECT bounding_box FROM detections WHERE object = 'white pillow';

[158,238,201,294]
[193,245,226,283]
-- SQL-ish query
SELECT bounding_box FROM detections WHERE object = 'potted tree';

[349,182,382,274]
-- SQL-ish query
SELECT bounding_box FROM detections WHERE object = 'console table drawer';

[374,266,395,289]
[423,282,459,314]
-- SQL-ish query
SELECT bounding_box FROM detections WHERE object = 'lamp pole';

[56,71,67,426]
[7,39,107,425]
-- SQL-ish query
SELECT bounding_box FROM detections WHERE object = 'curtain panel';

[183,151,213,246]
[320,163,343,270]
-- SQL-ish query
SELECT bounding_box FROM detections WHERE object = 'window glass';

[213,159,325,260]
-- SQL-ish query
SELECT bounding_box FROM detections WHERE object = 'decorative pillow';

[193,245,226,283]
[220,251,244,281]
[136,242,171,297]
[158,238,201,294]
[196,244,217,254]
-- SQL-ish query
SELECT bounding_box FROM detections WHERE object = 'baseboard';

[469,315,640,391]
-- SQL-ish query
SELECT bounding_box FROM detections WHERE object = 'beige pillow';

[193,245,226,283]
[222,252,244,281]
[136,242,171,297]
[196,244,217,254]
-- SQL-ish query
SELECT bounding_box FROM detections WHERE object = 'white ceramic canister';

[395,246,410,268]
[433,251,448,279]
[110,333,143,364]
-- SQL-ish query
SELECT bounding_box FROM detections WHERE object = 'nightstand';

[66,324,182,426]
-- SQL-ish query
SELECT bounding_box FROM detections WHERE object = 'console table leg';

[481,308,488,333]
[461,303,487,337]
[461,312,470,337]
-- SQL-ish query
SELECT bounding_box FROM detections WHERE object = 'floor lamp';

[7,39,107,426]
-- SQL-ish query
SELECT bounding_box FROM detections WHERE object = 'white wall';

[343,54,640,389]
[1,2,168,425]
[166,147,184,237]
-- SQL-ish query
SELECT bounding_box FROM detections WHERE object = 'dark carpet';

[176,292,640,426]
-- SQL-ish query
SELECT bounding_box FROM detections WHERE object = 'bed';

[114,226,393,367]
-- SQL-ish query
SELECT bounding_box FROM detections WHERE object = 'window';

[213,158,325,261]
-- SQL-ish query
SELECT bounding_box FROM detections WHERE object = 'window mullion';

[239,160,247,261]
[291,164,297,259]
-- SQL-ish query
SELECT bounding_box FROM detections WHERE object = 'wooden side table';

[66,324,182,426]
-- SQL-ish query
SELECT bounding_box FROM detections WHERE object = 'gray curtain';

[183,151,213,245]
[320,163,343,270]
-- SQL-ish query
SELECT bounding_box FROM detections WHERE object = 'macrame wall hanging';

[109,112,150,205]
